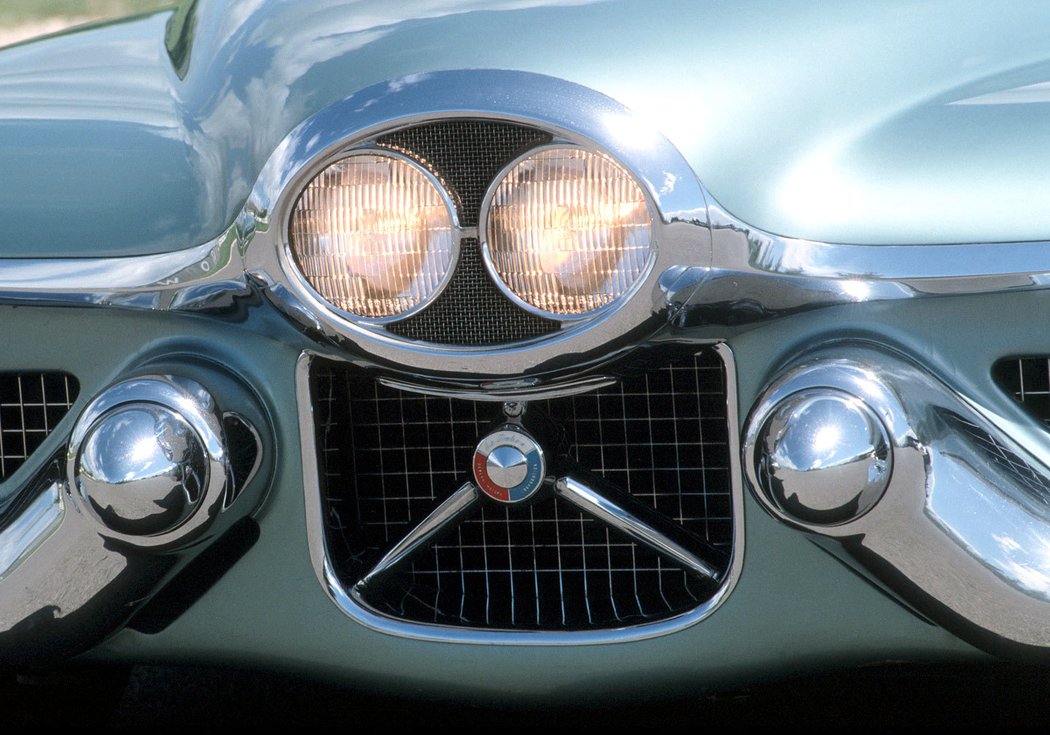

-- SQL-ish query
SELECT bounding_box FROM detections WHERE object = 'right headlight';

[481,146,654,319]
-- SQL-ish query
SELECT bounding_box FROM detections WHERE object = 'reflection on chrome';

[753,389,891,526]
[744,346,1050,655]
[75,403,209,537]
[355,482,479,591]
[554,475,723,582]
[0,370,267,666]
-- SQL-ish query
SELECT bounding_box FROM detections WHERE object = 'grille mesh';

[386,239,560,345]
[378,120,560,345]
[377,119,551,226]
[312,349,732,630]
[942,410,1050,500]
[995,357,1050,427]
[0,373,78,480]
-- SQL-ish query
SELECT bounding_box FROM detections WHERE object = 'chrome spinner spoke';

[355,482,480,591]
[554,476,725,583]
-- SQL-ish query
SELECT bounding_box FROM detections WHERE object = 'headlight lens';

[482,147,653,318]
[288,151,457,321]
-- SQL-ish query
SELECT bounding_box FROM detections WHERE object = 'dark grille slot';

[312,349,732,631]
[0,373,78,480]
[995,357,1050,427]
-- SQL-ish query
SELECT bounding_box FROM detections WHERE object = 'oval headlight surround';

[287,149,460,323]
[480,146,655,319]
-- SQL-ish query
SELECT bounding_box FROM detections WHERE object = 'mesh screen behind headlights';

[288,152,457,321]
[483,147,653,317]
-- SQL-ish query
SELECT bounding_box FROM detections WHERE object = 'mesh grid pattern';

[942,410,1050,499]
[312,349,731,630]
[377,119,551,226]
[378,120,561,345]
[995,357,1050,427]
[386,239,560,345]
[0,373,78,480]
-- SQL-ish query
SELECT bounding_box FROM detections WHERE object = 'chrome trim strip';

[743,344,1050,656]
[0,482,63,582]
[3,70,1050,380]
[298,344,745,645]
[355,482,479,591]
[554,476,721,581]
[376,374,618,402]
[0,227,247,311]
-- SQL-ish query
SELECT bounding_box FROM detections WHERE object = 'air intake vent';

[0,373,78,481]
[310,348,733,631]
[994,357,1050,427]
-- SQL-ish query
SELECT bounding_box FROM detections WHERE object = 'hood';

[2,0,1050,257]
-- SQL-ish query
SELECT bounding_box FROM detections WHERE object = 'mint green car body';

[5,0,1050,701]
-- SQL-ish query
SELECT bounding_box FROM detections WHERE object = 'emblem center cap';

[486,446,529,488]
[473,428,545,504]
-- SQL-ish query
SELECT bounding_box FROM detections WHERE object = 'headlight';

[288,150,458,322]
[481,146,653,318]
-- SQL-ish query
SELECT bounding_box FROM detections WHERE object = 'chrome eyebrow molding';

[2,71,1050,345]
[0,224,248,312]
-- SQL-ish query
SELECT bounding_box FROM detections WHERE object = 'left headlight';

[288,150,459,322]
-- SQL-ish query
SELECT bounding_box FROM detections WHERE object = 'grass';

[0,0,175,25]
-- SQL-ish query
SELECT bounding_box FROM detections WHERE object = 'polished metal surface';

[472,426,546,504]
[0,229,245,312]
[76,403,209,536]
[486,447,528,488]
[375,374,619,402]
[0,482,63,582]
[554,476,721,582]
[752,389,892,525]
[67,376,229,549]
[355,482,479,591]
[299,346,746,644]
[242,70,711,379]
[743,345,1050,655]
[0,367,268,665]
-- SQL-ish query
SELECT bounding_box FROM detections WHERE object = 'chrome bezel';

[298,343,745,645]
[283,147,463,326]
[478,143,658,322]
[238,71,712,380]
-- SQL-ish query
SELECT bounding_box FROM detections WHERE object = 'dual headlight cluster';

[287,145,654,324]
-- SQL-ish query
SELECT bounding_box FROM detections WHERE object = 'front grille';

[377,120,560,346]
[312,348,733,631]
[0,373,78,481]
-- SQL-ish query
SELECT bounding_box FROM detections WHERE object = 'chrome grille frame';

[298,344,744,644]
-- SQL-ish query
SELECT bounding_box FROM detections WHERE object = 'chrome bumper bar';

[745,346,1050,655]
